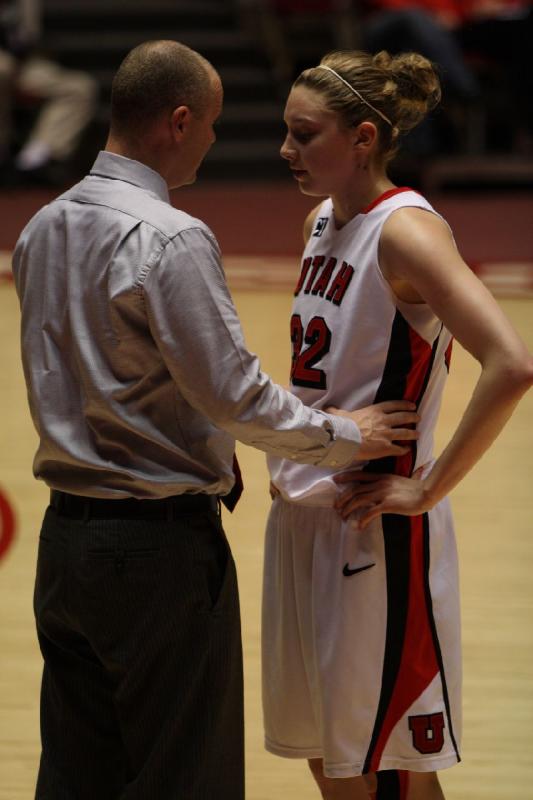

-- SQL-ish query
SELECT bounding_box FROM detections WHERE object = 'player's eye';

[291,130,314,144]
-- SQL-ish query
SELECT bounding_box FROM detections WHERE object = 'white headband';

[315,65,393,127]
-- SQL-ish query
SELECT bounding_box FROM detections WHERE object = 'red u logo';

[408,713,445,754]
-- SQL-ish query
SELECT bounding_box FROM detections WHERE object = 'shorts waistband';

[49,490,219,521]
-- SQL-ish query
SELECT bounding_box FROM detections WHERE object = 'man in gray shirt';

[12,41,418,800]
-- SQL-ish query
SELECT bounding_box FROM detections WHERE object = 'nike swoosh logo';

[342,562,375,577]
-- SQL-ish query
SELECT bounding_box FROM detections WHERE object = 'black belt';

[50,490,219,521]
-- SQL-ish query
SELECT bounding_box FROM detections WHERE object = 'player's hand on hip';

[333,470,431,529]
[326,400,419,460]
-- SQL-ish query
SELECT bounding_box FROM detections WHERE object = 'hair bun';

[373,51,441,133]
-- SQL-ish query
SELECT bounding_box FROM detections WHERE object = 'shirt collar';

[89,151,170,204]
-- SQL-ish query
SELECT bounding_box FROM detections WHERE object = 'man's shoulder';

[61,177,211,242]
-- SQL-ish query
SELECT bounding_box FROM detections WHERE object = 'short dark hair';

[110,40,213,140]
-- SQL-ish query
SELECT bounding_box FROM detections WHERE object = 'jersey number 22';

[290,314,331,389]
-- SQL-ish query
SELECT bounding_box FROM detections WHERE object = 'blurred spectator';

[239,0,361,85]
[0,0,97,184]
[361,0,533,154]
[458,1,533,153]
[362,1,479,101]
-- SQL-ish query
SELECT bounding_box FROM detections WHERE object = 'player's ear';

[352,121,377,152]
[170,105,191,142]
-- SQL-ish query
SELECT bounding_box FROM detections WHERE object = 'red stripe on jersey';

[444,339,453,372]
[368,514,439,772]
[405,325,434,402]
[361,187,415,215]
[394,324,435,478]
[366,311,439,480]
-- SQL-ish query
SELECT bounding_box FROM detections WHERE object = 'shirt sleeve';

[142,225,361,468]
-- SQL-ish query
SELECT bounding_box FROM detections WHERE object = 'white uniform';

[263,188,461,778]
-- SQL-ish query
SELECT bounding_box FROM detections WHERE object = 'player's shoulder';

[365,188,433,218]
[378,188,449,245]
[382,203,449,243]
[380,203,456,280]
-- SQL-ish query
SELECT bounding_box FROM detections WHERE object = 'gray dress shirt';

[12,151,361,499]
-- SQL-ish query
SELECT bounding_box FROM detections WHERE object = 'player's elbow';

[481,348,533,403]
[499,353,533,394]
[524,355,533,390]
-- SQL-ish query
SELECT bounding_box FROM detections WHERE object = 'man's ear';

[170,105,191,142]
[352,121,378,152]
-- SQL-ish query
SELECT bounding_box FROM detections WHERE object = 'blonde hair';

[295,50,441,162]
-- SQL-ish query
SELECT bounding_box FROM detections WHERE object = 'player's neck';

[332,174,395,228]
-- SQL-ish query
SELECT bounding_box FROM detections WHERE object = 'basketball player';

[262,50,533,800]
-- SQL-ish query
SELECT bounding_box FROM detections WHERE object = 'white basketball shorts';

[261,496,462,778]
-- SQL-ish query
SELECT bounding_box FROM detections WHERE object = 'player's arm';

[335,207,533,525]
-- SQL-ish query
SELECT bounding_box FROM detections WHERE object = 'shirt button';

[330,460,338,466]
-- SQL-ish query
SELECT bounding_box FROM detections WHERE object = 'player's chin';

[301,186,327,198]
[298,176,327,198]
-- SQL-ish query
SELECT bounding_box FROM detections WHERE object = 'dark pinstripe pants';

[33,502,244,800]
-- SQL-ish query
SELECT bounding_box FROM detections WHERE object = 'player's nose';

[280,135,296,161]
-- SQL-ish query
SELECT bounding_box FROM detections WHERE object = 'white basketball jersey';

[268,188,453,503]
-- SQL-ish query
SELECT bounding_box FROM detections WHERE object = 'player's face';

[180,72,223,186]
[281,85,357,197]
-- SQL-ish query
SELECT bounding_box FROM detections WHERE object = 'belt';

[50,490,219,521]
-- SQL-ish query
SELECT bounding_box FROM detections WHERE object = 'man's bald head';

[109,40,216,142]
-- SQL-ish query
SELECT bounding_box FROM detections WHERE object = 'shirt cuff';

[317,414,361,468]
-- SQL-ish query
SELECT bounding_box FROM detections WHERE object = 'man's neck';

[104,136,169,185]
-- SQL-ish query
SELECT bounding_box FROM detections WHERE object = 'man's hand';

[333,468,431,529]
[326,401,419,461]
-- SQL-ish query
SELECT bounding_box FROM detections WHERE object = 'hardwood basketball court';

[0,212,532,799]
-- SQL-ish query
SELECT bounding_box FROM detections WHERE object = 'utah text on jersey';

[294,255,354,306]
